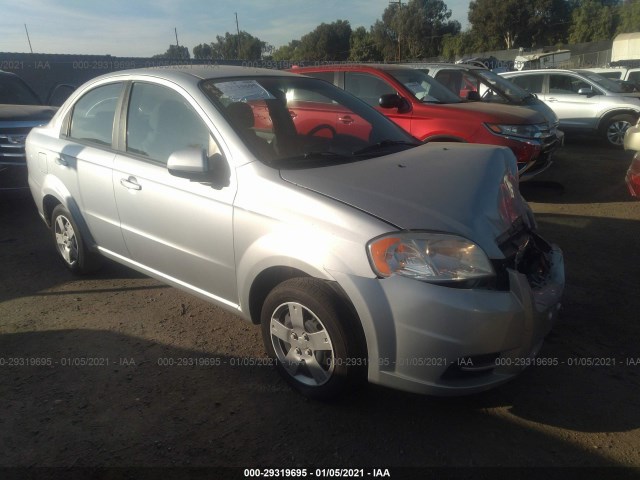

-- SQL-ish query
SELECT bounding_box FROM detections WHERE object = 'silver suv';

[502,69,640,147]
[25,66,564,399]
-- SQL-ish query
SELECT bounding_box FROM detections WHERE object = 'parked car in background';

[401,63,561,127]
[513,50,571,71]
[25,66,564,399]
[0,70,58,190]
[502,69,640,147]
[290,64,563,180]
[582,67,640,92]
[624,119,640,197]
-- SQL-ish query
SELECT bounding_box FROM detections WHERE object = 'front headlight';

[367,232,494,284]
[486,123,544,139]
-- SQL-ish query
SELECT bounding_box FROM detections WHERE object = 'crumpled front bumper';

[332,240,564,396]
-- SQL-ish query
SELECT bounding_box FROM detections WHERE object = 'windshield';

[474,69,534,103]
[200,76,419,167]
[0,74,42,105]
[383,68,462,104]
[578,71,626,93]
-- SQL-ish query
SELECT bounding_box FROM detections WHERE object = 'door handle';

[289,110,298,119]
[120,177,142,191]
[547,97,558,102]
[54,156,68,166]
[338,115,354,124]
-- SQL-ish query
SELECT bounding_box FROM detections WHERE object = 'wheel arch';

[247,266,363,332]
[248,266,310,325]
[248,266,370,389]
[422,135,466,143]
[597,109,640,132]
[41,189,98,252]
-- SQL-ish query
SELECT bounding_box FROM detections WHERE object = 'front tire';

[602,114,635,147]
[51,205,101,274]
[261,278,365,400]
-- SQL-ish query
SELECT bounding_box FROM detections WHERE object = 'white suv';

[502,69,640,147]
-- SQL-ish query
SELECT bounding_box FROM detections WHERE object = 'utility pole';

[175,27,179,47]
[235,12,241,59]
[24,24,33,53]
[389,0,402,61]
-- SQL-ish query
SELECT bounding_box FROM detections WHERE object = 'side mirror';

[379,93,411,113]
[379,93,402,109]
[578,87,595,97]
[466,90,481,101]
[168,148,226,184]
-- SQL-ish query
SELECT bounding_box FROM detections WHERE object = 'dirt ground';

[1,137,640,479]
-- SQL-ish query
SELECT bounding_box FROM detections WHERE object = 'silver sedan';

[25,66,564,399]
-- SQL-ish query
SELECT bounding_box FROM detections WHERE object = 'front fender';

[235,210,372,318]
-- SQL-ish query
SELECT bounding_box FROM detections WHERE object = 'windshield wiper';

[351,140,420,156]
[271,150,350,168]
[302,151,346,159]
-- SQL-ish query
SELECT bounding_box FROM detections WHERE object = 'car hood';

[279,143,531,259]
[438,101,546,124]
[0,104,57,122]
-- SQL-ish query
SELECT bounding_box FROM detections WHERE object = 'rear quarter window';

[69,83,123,147]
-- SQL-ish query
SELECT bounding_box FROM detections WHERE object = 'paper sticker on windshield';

[216,80,275,102]
[404,81,426,94]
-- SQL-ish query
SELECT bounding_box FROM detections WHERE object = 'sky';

[1,0,471,57]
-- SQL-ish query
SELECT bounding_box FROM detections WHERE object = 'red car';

[289,65,563,180]
[624,120,640,197]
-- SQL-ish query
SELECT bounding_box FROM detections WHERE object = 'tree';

[440,31,477,60]
[296,20,353,61]
[617,0,640,34]
[528,0,572,47]
[191,32,267,60]
[272,40,302,61]
[348,26,381,61]
[468,0,571,50]
[469,0,530,49]
[568,0,618,43]
[153,45,190,59]
[371,0,460,61]
[271,20,352,62]
[193,43,213,59]
[209,31,266,60]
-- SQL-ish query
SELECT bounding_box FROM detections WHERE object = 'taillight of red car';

[626,153,640,198]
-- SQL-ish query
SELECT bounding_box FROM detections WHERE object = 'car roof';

[88,65,301,83]
[400,63,486,71]
[503,69,583,74]
[291,64,415,73]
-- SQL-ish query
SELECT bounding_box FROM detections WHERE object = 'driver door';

[112,81,238,305]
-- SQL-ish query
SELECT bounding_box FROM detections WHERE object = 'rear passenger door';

[61,81,128,256]
[294,71,371,141]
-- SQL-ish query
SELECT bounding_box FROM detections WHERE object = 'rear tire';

[601,114,635,147]
[51,204,102,274]
[260,278,366,400]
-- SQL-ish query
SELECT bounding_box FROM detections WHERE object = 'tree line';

[154,0,640,62]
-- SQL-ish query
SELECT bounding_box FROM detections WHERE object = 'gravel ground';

[1,137,639,479]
